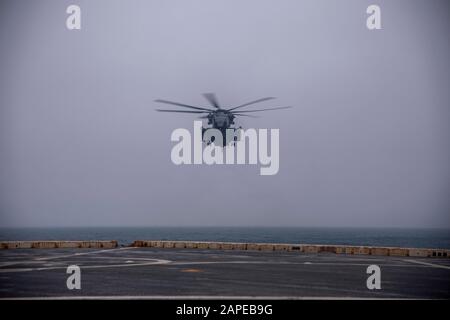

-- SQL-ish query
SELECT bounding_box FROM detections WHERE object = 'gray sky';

[0,0,449,228]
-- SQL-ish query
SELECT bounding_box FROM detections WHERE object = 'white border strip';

[0,296,432,300]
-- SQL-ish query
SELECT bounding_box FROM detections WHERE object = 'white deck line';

[403,259,450,270]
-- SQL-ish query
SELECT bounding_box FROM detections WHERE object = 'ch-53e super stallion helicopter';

[155,93,291,146]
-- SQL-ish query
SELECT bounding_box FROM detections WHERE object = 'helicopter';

[155,93,291,146]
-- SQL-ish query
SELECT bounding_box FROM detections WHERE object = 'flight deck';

[0,244,449,299]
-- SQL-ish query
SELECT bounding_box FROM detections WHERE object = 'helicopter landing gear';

[202,127,241,147]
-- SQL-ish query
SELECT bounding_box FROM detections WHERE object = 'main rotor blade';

[230,106,292,113]
[155,99,214,111]
[227,97,276,111]
[156,109,207,114]
[232,113,260,118]
[203,93,220,109]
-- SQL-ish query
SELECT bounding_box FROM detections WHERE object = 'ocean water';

[0,227,449,249]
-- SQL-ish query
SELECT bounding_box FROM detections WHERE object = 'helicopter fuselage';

[207,110,235,129]
[203,110,239,146]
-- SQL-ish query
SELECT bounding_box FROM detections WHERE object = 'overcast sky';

[0,0,449,228]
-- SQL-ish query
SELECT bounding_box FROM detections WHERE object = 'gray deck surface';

[0,247,449,299]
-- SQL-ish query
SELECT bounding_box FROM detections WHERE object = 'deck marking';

[0,247,138,268]
[169,260,427,268]
[34,247,135,261]
[404,259,450,270]
[0,258,171,273]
